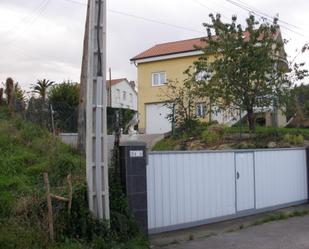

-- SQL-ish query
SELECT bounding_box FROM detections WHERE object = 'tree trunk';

[6,79,14,114]
[0,88,3,106]
[247,108,255,132]
[77,1,90,154]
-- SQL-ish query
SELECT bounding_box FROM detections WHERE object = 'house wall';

[137,55,207,133]
[111,80,137,111]
[136,54,287,133]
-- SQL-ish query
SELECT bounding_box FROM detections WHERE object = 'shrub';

[202,124,227,144]
[283,133,304,145]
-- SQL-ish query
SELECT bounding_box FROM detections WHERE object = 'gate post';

[306,146,309,202]
[120,141,148,235]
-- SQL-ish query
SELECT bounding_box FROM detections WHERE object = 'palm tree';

[32,79,54,102]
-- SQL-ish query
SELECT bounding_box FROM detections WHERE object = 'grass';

[251,210,309,226]
[0,108,148,249]
[152,122,309,151]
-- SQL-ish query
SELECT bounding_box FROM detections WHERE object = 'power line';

[1,0,50,36]
[2,0,51,46]
[109,9,204,34]
[61,0,204,34]
[224,0,309,40]
[232,0,303,31]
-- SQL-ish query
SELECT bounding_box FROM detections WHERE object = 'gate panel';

[235,153,255,212]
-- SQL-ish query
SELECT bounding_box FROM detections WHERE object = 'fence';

[147,148,308,234]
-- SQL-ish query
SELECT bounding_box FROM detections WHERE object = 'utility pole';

[85,0,110,220]
[109,67,112,107]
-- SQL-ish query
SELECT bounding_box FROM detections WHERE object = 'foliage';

[32,79,54,101]
[0,108,148,249]
[286,83,309,120]
[107,107,136,135]
[202,124,227,144]
[160,70,203,135]
[193,14,308,131]
[283,133,304,145]
[49,82,80,132]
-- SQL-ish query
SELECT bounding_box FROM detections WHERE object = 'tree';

[49,82,80,132]
[193,14,302,131]
[286,84,309,120]
[32,79,54,102]
[5,77,14,114]
[14,82,26,112]
[160,69,202,134]
[0,88,3,106]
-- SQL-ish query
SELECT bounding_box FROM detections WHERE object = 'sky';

[0,0,308,92]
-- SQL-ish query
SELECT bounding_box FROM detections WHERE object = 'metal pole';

[85,0,110,220]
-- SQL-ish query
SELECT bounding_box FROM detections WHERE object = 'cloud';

[0,0,308,91]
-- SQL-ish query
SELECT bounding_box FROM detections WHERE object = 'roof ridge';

[153,36,205,47]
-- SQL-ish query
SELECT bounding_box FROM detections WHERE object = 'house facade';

[131,36,286,134]
[107,78,137,111]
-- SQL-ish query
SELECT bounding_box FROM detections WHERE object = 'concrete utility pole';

[85,0,110,220]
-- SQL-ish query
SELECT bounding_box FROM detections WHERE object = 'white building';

[107,78,138,111]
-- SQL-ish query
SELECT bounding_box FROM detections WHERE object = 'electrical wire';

[2,0,51,46]
[231,0,303,31]
[224,0,309,40]
[1,0,50,36]
[97,0,103,76]
[61,0,204,34]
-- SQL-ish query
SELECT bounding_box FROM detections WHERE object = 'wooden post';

[43,173,54,242]
[77,0,90,153]
[67,174,73,214]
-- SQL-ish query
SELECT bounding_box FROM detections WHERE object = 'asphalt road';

[164,215,309,249]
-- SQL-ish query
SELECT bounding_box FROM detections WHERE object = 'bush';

[202,124,227,144]
[283,133,304,145]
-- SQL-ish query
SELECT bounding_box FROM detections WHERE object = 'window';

[152,72,166,86]
[116,89,120,103]
[195,70,208,81]
[129,93,133,103]
[196,103,206,118]
[122,91,126,101]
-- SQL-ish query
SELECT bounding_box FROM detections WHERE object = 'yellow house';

[131,36,286,134]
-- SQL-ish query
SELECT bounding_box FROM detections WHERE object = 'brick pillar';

[120,141,148,235]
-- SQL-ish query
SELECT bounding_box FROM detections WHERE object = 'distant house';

[107,78,137,111]
[130,33,287,134]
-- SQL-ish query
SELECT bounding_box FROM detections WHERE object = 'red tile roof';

[107,78,128,86]
[130,37,206,61]
[130,31,261,61]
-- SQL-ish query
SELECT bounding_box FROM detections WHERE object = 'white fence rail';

[147,148,307,234]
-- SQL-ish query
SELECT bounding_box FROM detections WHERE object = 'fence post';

[306,146,309,202]
[120,141,148,235]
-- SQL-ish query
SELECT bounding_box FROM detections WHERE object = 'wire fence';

[13,98,137,134]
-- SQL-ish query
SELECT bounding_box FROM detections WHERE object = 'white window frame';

[116,89,120,103]
[152,71,166,86]
[195,70,208,81]
[122,91,126,101]
[196,102,206,118]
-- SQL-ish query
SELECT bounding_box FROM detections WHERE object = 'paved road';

[164,215,309,249]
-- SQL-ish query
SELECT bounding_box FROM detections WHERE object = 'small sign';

[130,150,143,158]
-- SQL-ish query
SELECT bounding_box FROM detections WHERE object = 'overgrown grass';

[152,122,309,151]
[0,108,148,249]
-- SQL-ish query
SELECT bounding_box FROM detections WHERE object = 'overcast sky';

[0,0,308,91]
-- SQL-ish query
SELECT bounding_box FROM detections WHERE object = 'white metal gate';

[147,148,307,234]
[235,153,255,212]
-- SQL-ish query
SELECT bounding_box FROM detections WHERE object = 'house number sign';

[130,150,143,158]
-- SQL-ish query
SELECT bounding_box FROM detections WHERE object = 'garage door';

[146,103,172,134]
